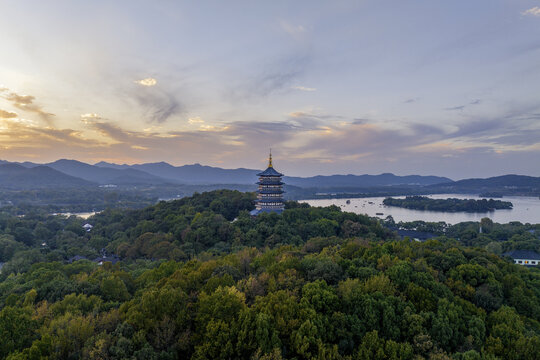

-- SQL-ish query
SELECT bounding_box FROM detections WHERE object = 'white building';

[503,250,540,266]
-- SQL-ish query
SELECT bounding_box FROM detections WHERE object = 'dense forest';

[0,190,539,359]
[382,197,513,213]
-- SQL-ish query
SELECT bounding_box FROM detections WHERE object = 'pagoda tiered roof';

[257,180,284,185]
[250,208,284,215]
[258,189,284,194]
[257,198,284,203]
[257,167,283,177]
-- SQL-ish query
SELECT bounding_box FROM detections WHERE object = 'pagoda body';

[250,152,285,216]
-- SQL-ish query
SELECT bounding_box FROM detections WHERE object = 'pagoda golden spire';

[268,149,273,168]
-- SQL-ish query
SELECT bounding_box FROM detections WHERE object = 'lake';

[52,211,97,219]
[301,194,540,224]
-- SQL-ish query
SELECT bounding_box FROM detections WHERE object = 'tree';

[0,306,37,358]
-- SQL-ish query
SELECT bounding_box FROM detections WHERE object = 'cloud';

[87,120,133,143]
[231,55,310,100]
[188,116,204,124]
[0,118,104,161]
[280,21,306,37]
[0,89,55,125]
[288,111,344,121]
[291,86,316,92]
[444,99,482,111]
[444,105,465,111]
[404,98,420,104]
[522,7,540,17]
[1,98,538,176]
[135,78,158,86]
[131,87,183,123]
[255,68,302,96]
[0,109,17,119]
[81,113,102,120]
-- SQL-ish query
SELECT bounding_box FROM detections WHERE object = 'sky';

[1,0,540,179]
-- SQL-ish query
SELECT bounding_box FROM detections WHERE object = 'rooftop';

[503,250,540,260]
[257,166,284,177]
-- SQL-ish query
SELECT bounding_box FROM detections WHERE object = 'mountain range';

[0,159,452,188]
[0,159,538,196]
[0,163,92,189]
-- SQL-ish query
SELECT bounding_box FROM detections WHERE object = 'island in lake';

[383,195,513,212]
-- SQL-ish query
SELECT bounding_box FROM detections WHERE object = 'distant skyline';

[1,0,540,179]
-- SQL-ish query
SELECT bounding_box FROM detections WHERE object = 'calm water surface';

[53,211,97,219]
[301,194,540,224]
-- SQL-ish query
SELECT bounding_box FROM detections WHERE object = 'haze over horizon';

[1,1,540,178]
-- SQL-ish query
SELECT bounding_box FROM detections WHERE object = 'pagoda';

[250,150,285,216]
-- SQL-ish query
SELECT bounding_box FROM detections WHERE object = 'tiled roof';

[503,250,540,260]
[257,198,284,203]
[250,208,284,216]
[258,190,284,194]
[257,167,284,176]
[257,181,284,185]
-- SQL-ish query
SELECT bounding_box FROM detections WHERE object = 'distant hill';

[96,161,259,184]
[428,175,540,195]
[42,159,174,185]
[285,173,452,188]
[95,161,452,187]
[0,163,93,189]
[3,159,537,197]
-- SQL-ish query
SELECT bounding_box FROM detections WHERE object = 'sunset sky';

[1,0,540,178]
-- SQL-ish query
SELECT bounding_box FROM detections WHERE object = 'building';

[250,151,285,216]
[503,250,540,266]
[393,228,437,242]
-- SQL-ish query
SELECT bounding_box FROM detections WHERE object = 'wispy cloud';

[0,109,17,119]
[291,85,316,92]
[280,21,306,37]
[135,78,158,86]
[188,116,204,124]
[288,111,344,121]
[444,99,482,111]
[0,88,55,125]
[1,107,538,176]
[404,97,420,104]
[444,105,465,111]
[81,113,102,120]
[254,68,303,96]
[131,87,183,123]
[232,55,310,99]
[522,7,540,17]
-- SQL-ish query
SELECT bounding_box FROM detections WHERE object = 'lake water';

[301,194,540,224]
[52,211,97,219]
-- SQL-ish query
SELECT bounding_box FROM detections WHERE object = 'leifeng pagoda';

[250,151,285,216]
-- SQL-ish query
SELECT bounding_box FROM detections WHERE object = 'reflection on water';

[301,194,540,225]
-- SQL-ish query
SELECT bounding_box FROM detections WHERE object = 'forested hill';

[383,196,513,212]
[0,190,539,359]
